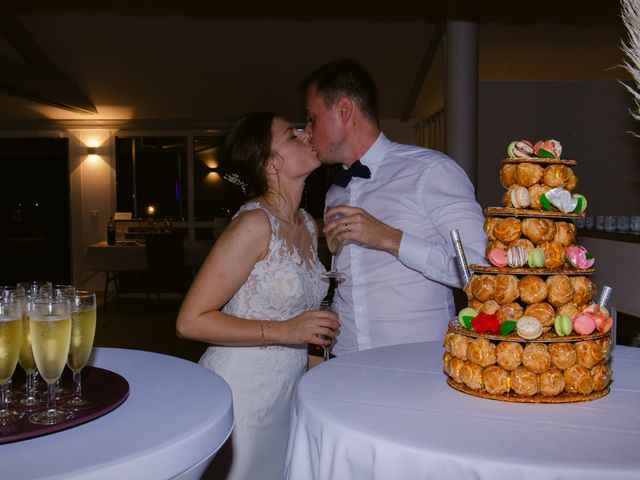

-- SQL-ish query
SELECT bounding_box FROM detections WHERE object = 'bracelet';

[258,320,266,348]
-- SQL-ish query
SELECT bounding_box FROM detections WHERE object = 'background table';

[2,348,233,480]
[285,341,640,480]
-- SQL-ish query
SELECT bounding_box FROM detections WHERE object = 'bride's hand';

[283,310,340,346]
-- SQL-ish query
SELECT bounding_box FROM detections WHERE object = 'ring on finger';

[344,223,350,233]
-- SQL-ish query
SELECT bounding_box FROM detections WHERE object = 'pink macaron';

[488,248,507,267]
[572,313,596,335]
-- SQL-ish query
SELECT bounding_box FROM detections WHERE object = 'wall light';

[85,146,97,155]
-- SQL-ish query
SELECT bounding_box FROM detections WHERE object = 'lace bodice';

[223,201,327,322]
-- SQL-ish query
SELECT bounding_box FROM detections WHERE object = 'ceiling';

[0,1,629,128]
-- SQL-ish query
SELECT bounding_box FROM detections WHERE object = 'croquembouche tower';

[443,139,614,403]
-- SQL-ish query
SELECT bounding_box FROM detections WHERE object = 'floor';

[94,295,206,363]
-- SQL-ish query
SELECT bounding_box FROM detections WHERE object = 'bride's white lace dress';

[199,202,327,480]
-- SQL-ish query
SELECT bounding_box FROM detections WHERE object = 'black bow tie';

[330,160,371,187]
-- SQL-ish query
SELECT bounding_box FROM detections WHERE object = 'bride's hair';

[221,112,278,199]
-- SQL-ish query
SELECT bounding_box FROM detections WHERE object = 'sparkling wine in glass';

[0,298,23,425]
[29,297,73,425]
[317,273,341,361]
[323,208,344,278]
[66,291,96,409]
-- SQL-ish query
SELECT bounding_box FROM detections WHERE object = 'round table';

[285,341,640,480]
[2,348,234,480]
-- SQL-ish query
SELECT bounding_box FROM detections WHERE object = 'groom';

[302,59,487,356]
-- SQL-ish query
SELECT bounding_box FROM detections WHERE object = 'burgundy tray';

[0,366,129,444]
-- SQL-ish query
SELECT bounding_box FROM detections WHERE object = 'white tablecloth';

[2,348,234,480]
[285,341,640,480]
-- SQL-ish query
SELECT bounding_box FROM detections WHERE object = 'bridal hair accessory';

[223,173,247,193]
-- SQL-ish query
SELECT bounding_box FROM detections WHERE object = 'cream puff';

[524,302,556,331]
[546,275,575,307]
[460,362,484,390]
[471,275,496,302]
[467,338,497,367]
[496,302,524,324]
[539,368,566,396]
[564,364,594,395]
[548,342,577,371]
[528,184,550,209]
[500,164,518,188]
[541,241,566,268]
[494,274,520,305]
[510,366,539,396]
[554,221,576,246]
[496,341,523,371]
[571,277,595,306]
[493,217,522,244]
[522,218,556,244]
[483,365,509,395]
[518,275,548,304]
[522,343,552,374]
[515,162,544,187]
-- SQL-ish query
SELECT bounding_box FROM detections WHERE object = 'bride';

[176,112,339,479]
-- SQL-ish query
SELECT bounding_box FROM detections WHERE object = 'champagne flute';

[0,298,23,424]
[66,291,96,409]
[29,297,73,425]
[323,207,343,278]
[50,285,76,398]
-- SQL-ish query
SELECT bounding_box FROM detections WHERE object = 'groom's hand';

[323,205,402,256]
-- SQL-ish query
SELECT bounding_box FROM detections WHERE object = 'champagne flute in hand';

[323,207,344,279]
[66,291,96,409]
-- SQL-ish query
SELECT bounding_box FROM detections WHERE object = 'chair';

[145,232,187,300]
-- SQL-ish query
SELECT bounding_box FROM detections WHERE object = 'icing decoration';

[507,140,534,158]
[572,194,587,213]
[527,248,545,268]
[533,139,562,159]
[471,312,500,334]
[458,307,478,329]
[488,248,508,267]
[543,188,578,213]
[581,304,613,334]
[499,320,517,336]
[554,314,573,336]
[507,246,528,268]
[564,245,595,269]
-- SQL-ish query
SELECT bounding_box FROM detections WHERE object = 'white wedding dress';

[199,202,327,480]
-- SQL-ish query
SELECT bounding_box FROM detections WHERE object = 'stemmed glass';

[0,298,23,425]
[66,291,97,409]
[29,296,73,425]
[323,208,343,278]
[50,285,76,398]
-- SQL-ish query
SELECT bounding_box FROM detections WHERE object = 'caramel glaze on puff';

[522,218,556,244]
[539,368,566,396]
[518,275,548,304]
[564,364,594,395]
[493,217,522,244]
[497,302,524,324]
[571,277,595,306]
[483,365,509,395]
[596,337,611,362]
[528,184,550,209]
[515,162,544,187]
[543,165,572,188]
[575,340,604,369]
[467,338,497,367]
[483,217,499,240]
[479,300,501,315]
[496,341,523,371]
[541,241,566,268]
[499,164,518,188]
[591,363,613,391]
[524,302,556,331]
[471,274,496,302]
[565,169,578,191]
[494,274,520,305]
[548,342,577,371]
[448,356,466,383]
[546,275,575,307]
[510,366,539,396]
[522,343,552,374]
[443,332,456,354]
[554,221,576,246]
[469,299,483,311]
[449,334,470,360]
[557,301,580,320]
[460,362,484,390]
